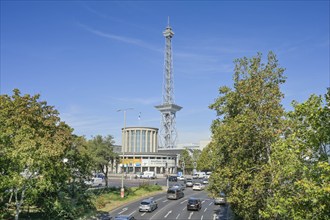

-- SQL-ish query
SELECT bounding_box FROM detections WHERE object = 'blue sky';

[1,1,329,145]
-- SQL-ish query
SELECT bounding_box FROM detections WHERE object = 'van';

[167,187,184,200]
[193,172,206,179]
[141,171,156,179]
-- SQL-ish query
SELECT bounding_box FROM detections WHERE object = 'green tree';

[208,52,286,219]
[197,143,217,172]
[260,90,330,219]
[0,89,94,219]
[87,135,118,187]
[180,148,193,174]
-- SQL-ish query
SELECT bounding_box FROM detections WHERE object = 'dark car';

[114,215,135,220]
[187,197,202,211]
[168,175,178,182]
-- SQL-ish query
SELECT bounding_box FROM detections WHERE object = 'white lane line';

[188,212,194,219]
[141,212,146,216]
[209,202,213,206]
[118,207,128,214]
[180,199,188,204]
[163,200,169,203]
[201,215,204,220]
[164,210,172,218]
[128,210,136,216]
[183,206,187,211]
[156,196,166,201]
[213,214,217,220]
[176,214,180,219]
[204,207,207,212]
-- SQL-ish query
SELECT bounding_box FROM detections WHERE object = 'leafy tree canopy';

[0,89,94,219]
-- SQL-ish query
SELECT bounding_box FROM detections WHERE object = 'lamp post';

[117,108,133,198]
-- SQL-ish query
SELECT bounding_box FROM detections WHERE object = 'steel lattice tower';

[155,21,182,149]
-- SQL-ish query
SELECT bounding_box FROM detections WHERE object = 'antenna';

[155,21,182,149]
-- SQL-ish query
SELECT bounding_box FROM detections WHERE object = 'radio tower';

[155,19,182,149]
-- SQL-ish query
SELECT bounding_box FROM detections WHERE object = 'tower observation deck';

[155,21,182,149]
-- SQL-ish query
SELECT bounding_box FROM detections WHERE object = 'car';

[114,215,135,220]
[139,198,158,212]
[141,171,156,179]
[202,178,208,184]
[168,175,178,182]
[214,192,226,205]
[192,174,198,179]
[177,175,185,181]
[167,187,184,200]
[134,172,143,179]
[84,177,105,187]
[192,182,204,191]
[171,183,185,190]
[186,179,193,187]
[187,197,202,211]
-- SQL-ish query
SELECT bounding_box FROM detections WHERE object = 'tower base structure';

[155,104,182,149]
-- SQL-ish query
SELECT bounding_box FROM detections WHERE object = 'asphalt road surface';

[109,186,231,220]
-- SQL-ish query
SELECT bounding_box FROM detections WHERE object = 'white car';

[84,177,105,187]
[192,183,204,191]
[177,176,185,181]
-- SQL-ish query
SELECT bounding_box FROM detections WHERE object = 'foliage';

[179,148,193,174]
[197,143,217,171]
[206,52,329,219]
[87,135,118,187]
[0,89,94,219]
[259,90,330,219]
[207,52,286,219]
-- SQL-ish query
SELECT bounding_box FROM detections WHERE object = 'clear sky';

[1,1,329,145]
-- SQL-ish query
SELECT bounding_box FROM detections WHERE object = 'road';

[107,178,232,220]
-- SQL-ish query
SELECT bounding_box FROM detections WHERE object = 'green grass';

[91,183,165,212]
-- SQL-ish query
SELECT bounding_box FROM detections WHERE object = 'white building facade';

[119,127,178,174]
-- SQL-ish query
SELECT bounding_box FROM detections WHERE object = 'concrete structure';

[121,127,159,153]
[118,127,178,174]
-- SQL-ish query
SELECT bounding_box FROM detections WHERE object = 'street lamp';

[117,108,133,198]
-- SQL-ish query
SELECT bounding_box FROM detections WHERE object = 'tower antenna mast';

[155,19,182,149]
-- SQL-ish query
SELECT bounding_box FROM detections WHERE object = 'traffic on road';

[107,176,231,220]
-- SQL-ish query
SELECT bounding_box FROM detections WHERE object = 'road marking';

[180,199,188,204]
[128,210,136,216]
[164,210,172,218]
[141,212,146,216]
[188,212,194,219]
[183,206,187,211]
[204,207,207,212]
[209,202,213,206]
[201,215,204,220]
[163,200,168,203]
[213,214,217,220]
[118,207,128,214]
[176,214,180,219]
[202,200,206,204]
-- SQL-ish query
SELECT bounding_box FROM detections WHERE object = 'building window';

[136,130,140,152]
[142,130,146,152]
[131,130,135,152]
[147,131,151,152]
